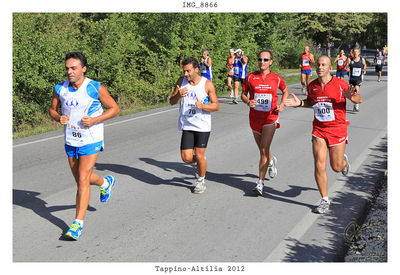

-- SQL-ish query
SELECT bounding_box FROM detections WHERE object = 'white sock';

[75,219,84,227]
[322,196,329,202]
[258,179,264,185]
[197,176,205,182]
[100,178,108,188]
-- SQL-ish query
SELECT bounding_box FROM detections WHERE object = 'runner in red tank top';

[334,50,347,79]
[284,55,362,214]
[299,46,315,94]
[241,49,289,196]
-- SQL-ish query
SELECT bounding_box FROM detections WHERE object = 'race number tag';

[313,102,335,122]
[377,59,382,65]
[302,59,310,66]
[183,103,197,117]
[338,60,344,66]
[182,93,198,117]
[65,124,88,143]
[234,67,239,75]
[254,93,272,112]
[352,67,362,77]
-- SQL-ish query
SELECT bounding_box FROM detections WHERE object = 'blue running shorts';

[65,141,104,159]
[336,70,346,78]
[301,69,312,75]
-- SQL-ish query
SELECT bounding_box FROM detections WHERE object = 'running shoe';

[193,179,206,194]
[233,98,239,104]
[268,156,278,178]
[253,181,264,196]
[65,221,83,240]
[230,90,234,98]
[100,175,115,203]
[342,154,351,176]
[353,104,359,112]
[314,198,331,214]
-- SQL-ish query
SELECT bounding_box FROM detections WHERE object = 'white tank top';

[58,77,104,147]
[178,76,211,132]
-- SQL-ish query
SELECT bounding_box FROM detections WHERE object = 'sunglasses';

[258,58,271,62]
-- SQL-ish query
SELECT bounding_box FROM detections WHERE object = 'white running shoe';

[253,181,264,196]
[315,198,331,214]
[342,154,350,176]
[193,179,206,194]
[268,156,278,178]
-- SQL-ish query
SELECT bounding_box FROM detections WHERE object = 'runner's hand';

[81,116,95,127]
[343,85,356,99]
[195,97,203,109]
[60,115,69,125]
[276,103,285,112]
[283,93,300,107]
[248,99,257,108]
[176,85,188,97]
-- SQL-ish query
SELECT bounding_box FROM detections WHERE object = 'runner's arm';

[344,59,351,72]
[276,87,289,112]
[334,56,339,63]
[283,93,312,108]
[196,80,219,112]
[310,53,315,64]
[343,85,362,104]
[362,58,367,74]
[169,77,185,105]
[49,91,69,125]
[82,84,120,127]
[206,57,212,67]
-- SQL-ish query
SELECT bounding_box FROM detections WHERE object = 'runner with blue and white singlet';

[232,49,248,104]
[170,57,219,194]
[49,52,120,240]
[200,50,213,81]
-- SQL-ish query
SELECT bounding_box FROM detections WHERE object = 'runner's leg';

[253,125,276,180]
[312,137,329,198]
[181,149,195,164]
[69,152,100,221]
[234,81,240,99]
[306,74,311,88]
[301,73,306,87]
[328,141,347,173]
[194,147,207,178]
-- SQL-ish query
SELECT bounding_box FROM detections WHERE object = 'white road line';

[13,107,177,148]
[263,129,387,262]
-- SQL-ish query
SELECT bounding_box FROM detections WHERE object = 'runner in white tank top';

[178,76,211,132]
[170,57,219,194]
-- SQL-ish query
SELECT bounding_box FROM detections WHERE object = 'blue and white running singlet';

[55,77,104,147]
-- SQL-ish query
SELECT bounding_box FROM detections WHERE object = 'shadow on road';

[279,136,387,262]
[96,157,316,210]
[13,189,96,238]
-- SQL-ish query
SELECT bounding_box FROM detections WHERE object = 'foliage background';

[12,13,387,133]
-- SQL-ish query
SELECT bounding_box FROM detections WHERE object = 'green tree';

[298,13,373,56]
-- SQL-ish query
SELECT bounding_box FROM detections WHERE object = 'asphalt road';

[13,65,387,264]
